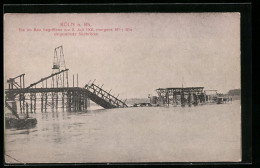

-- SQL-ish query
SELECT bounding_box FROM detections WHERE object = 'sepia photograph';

[4,12,242,163]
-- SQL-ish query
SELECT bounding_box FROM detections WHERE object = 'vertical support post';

[67,91,71,111]
[56,75,58,88]
[85,97,88,111]
[22,94,25,113]
[67,71,69,87]
[74,91,77,111]
[70,92,73,111]
[87,98,90,109]
[194,94,198,106]
[41,93,44,112]
[79,93,80,111]
[9,101,18,117]
[20,76,22,88]
[85,94,88,111]
[45,93,47,112]
[23,75,25,88]
[19,94,22,113]
[34,93,36,113]
[75,92,79,111]
[71,91,74,111]
[167,91,169,106]
[63,72,64,87]
[71,91,73,111]
[188,93,191,106]
[75,93,78,111]
[181,92,185,107]
[175,93,177,106]
[73,91,76,111]
[76,93,78,111]
[76,92,78,111]
[26,103,29,118]
[73,75,74,87]
[164,91,167,105]
[172,92,174,105]
[83,93,85,111]
[77,74,78,87]
[173,92,176,106]
[71,91,73,112]
[30,93,33,113]
[52,76,54,88]
[67,92,69,111]
[199,93,202,104]
[79,93,82,111]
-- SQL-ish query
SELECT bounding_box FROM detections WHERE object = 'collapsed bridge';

[5,46,127,115]
[155,87,207,106]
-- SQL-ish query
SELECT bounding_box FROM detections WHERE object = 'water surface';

[5,101,241,163]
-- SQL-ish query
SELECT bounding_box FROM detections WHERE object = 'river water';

[5,100,241,163]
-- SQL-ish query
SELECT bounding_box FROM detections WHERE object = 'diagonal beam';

[27,69,69,89]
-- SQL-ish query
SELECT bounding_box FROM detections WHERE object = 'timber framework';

[5,46,127,115]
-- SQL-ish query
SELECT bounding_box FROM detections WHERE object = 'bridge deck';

[5,87,84,94]
[5,86,127,109]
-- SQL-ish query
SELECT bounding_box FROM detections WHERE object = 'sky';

[4,13,240,99]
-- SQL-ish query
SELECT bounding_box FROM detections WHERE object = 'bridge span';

[5,46,127,116]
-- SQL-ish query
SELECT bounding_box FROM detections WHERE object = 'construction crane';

[51,45,69,88]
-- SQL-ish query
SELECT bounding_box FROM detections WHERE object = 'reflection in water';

[52,111,60,120]
[5,101,241,163]
[16,129,30,134]
[52,123,61,143]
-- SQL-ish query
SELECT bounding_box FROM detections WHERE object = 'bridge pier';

[156,87,205,107]
[72,91,75,111]
[22,94,25,113]
[188,93,192,106]
[193,93,198,105]
[45,93,47,112]
[30,93,33,113]
[181,92,185,107]
[79,93,82,111]
[33,93,36,113]
[166,91,169,106]
[6,84,126,113]
[67,91,71,112]
[83,93,88,111]
[76,92,79,111]
[41,93,43,112]
[19,94,22,113]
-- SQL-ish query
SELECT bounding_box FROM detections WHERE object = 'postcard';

[4,13,241,163]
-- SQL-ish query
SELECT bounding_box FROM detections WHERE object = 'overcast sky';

[4,13,240,99]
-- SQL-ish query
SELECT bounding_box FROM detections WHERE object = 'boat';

[5,116,37,129]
